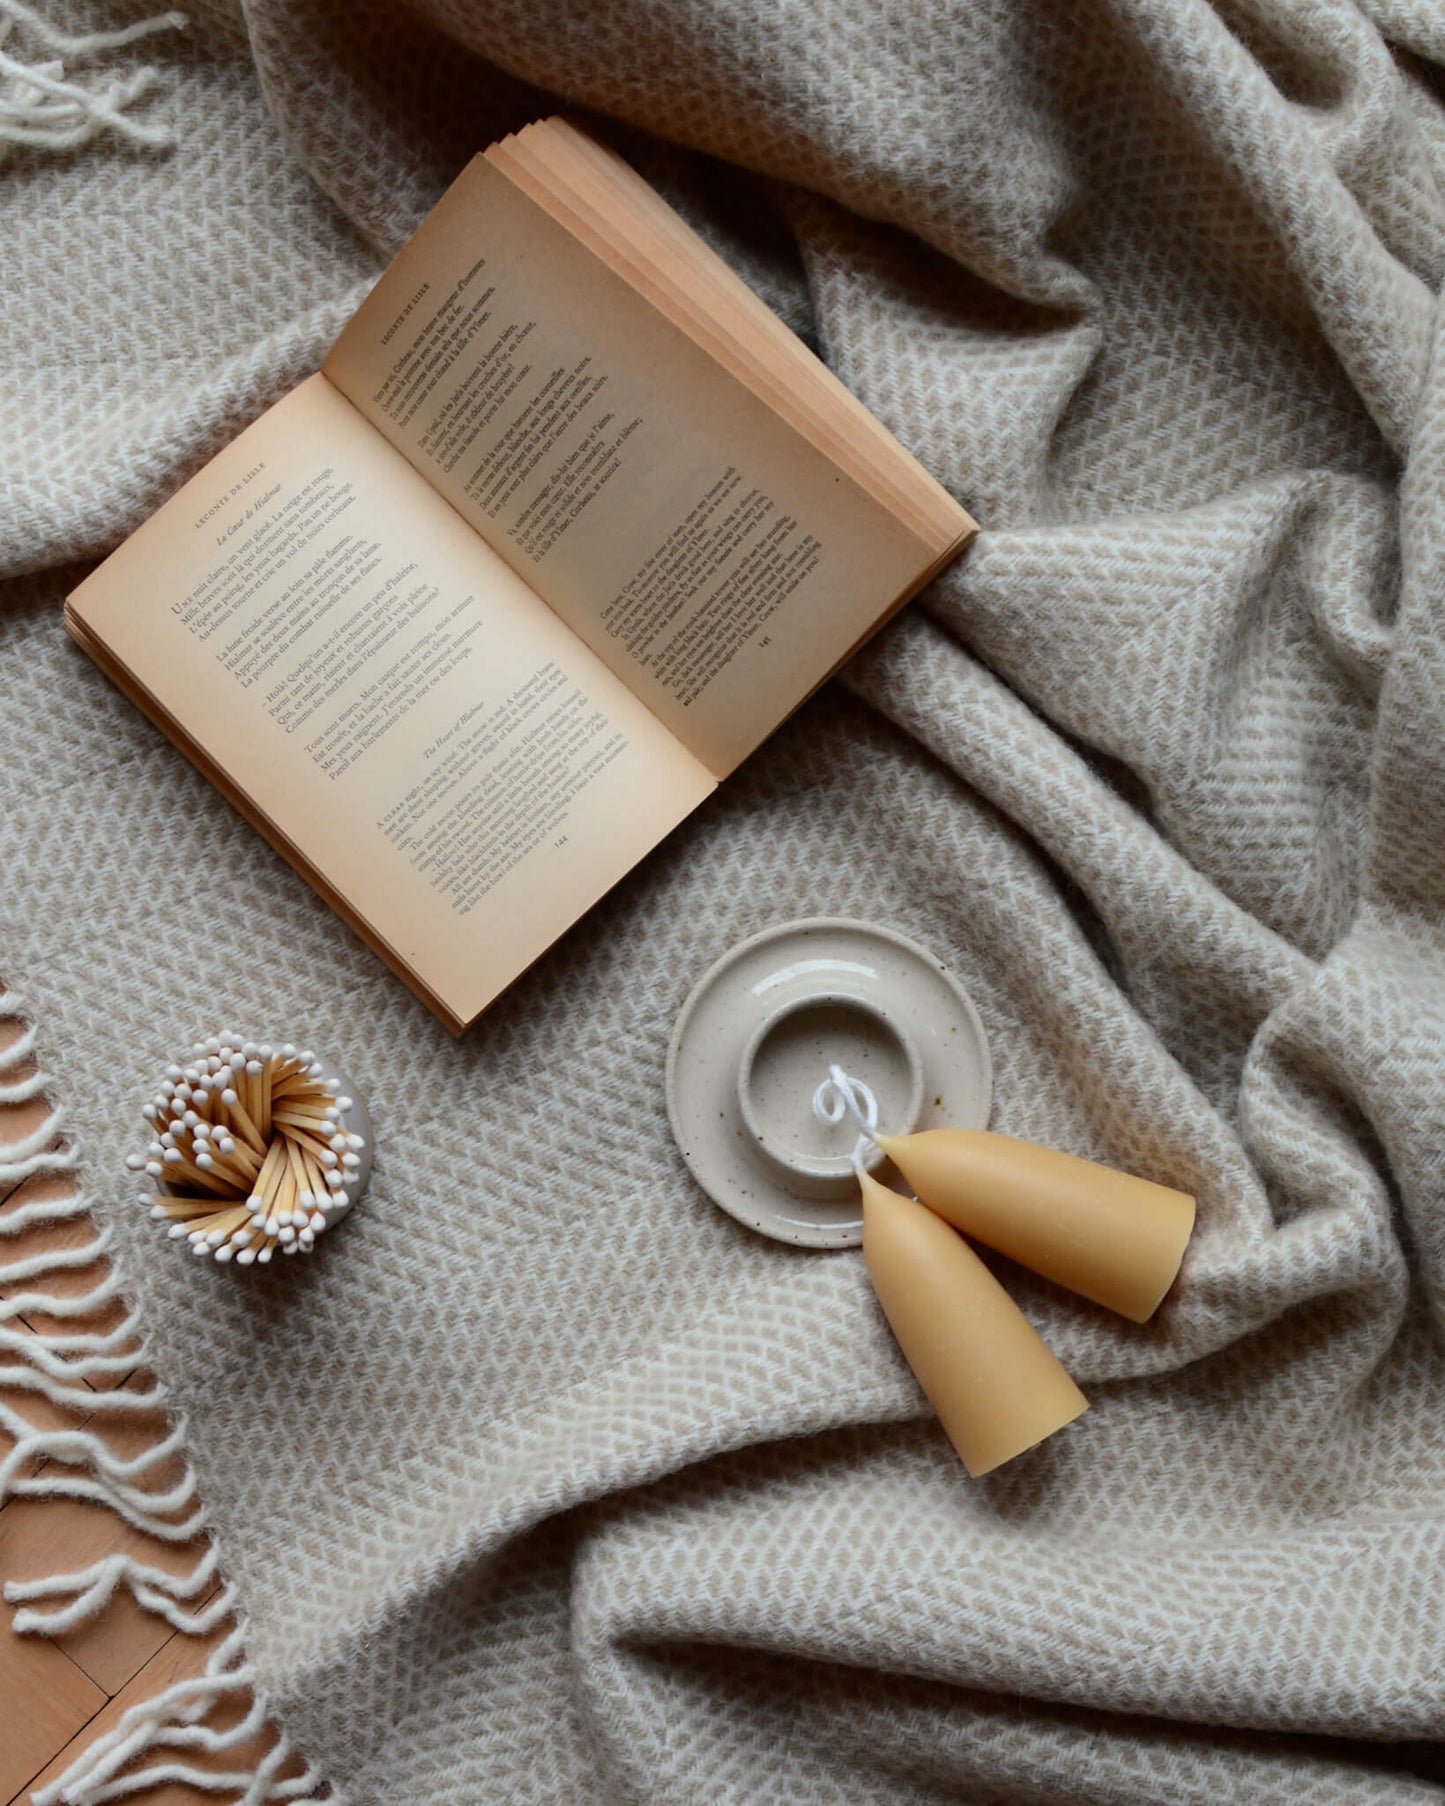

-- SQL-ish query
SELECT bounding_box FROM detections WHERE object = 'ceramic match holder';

[128,1038,372,1265]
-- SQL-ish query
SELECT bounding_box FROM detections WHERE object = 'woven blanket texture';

[3,0,1444,1799]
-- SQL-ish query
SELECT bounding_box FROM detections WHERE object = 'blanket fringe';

[0,0,185,157]
[28,1614,328,1806]
[0,990,332,1804]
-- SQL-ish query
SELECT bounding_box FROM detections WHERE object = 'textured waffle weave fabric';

[3,0,1445,1799]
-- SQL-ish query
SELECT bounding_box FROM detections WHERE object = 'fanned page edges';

[487,118,973,551]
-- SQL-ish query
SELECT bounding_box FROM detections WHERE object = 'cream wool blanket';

[3,0,1444,1799]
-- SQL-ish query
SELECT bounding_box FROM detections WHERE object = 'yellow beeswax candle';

[860,1168,1088,1477]
[874,1129,1195,1324]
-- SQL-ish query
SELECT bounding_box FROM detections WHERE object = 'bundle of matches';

[127,1039,369,1264]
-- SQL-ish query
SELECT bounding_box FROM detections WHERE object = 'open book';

[67,119,976,1032]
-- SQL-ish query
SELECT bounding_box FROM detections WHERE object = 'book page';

[66,376,713,1029]
[324,155,939,779]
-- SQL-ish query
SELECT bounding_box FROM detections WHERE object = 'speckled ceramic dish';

[665,919,992,1248]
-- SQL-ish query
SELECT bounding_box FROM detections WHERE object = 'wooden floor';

[0,1015,289,1804]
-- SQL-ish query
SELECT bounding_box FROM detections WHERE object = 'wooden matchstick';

[149,1194,237,1219]
[221,1087,268,1157]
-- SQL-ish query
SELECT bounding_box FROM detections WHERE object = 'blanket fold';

[3,0,1442,1799]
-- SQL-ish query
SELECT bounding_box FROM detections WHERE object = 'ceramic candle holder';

[666,918,993,1248]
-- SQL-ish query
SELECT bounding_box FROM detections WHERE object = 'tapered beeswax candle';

[860,1169,1087,1476]
[873,1130,1195,1323]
